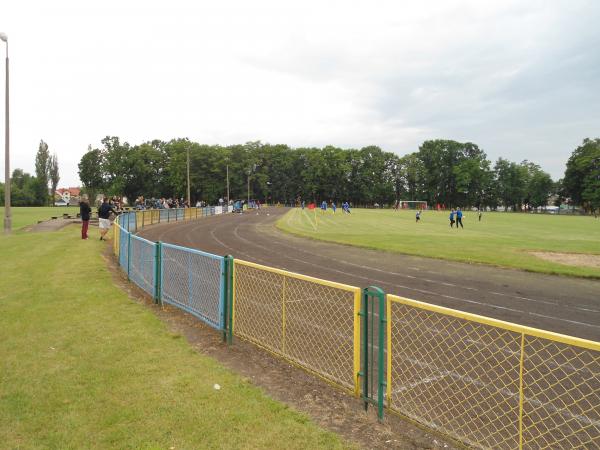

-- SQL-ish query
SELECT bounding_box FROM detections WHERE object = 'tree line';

[78,136,600,211]
[2,136,597,211]
[0,140,60,206]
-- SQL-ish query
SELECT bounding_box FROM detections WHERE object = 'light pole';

[186,145,191,207]
[226,164,230,204]
[246,163,257,207]
[0,32,10,234]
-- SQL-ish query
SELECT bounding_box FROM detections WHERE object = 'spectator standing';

[79,195,92,240]
[98,197,117,241]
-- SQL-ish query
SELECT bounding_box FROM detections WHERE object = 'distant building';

[55,187,81,206]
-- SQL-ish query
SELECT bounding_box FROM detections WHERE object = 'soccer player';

[321,200,327,211]
[456,207,464,229]
[331,201,337,213]
[416,210,421,222]
[449,209,455,228]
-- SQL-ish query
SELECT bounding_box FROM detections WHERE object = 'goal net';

[394,200,428,210]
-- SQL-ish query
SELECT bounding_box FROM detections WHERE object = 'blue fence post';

[127,231,132,280]
[154,241,162,305]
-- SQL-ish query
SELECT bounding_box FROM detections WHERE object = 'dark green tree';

[49,153,60,205]
[563,138,600,212]
[34,140,50,205]
[78,145,106,205]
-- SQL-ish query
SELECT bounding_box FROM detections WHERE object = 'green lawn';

[277,208,600,278]
[0,206,80,231]
[0,226,347,449]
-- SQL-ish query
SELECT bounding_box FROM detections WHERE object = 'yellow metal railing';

[113,216,120,256]
[386,294,600,449]
[232,259,362,394]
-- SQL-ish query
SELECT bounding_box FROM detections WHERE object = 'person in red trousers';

[79,195,91,239]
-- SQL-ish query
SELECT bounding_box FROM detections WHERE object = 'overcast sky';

[2,0,599,187]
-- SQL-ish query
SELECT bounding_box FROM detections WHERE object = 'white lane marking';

[230,222,600,330]
[489,291,557,307]
[267,224,599,313]
[152,213,600,332]
[391,355,600,428]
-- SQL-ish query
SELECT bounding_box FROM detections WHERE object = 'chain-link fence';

[161,243,225,329]
[118,224,129,271]
[233,259,361,393]
[386,294,600,449]
[108,211,599,448]
[129,235,157,298]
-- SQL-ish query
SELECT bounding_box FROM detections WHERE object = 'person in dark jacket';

[98,197,117,240]
[79,195,92,239]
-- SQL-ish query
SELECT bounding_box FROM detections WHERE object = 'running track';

[138,207,600,341]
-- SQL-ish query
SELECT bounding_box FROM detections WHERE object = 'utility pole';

[226,164,230,204]
[186,146,191,206]
[1,32,10,234]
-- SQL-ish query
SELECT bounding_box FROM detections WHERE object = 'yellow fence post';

[519,333,525,450]
[353,289,361,397]
[386,295,392,407]
[282,275,287,354]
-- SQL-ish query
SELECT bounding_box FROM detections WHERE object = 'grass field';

[0,206,80,231]
[277,208,600,278]
[0,225,347,449]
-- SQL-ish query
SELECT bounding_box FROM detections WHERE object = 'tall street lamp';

[186,145,191,207]
[0,32,9,234]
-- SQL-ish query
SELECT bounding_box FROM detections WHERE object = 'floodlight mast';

[0,32,10,234]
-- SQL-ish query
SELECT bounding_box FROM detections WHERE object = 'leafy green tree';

[78,145,106,205]
[34,140,50,205]
[417,139,490,208]
[49,153,60,205]
[395,153,426,201]
[494,158,528,211]
[563,138,600,212]
[10,169,38,206]
[522,162,554,208]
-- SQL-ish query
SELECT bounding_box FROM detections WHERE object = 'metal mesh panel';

[523,337,600,448]
[159,209,169,222]
[160,243,224,329]
[118,226,129,270]
[233,260,360,391]
[129,235,156,297]
[387,295,600,449]
[119,212,136,233]
[388,298,521,448]
[176,209,184,220]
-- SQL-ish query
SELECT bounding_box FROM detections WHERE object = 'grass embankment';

[0,226,346,449]
[277,208,600,278]
[0,206,80,231]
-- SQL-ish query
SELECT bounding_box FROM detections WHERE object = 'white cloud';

[1,0,599,186]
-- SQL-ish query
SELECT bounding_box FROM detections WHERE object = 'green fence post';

[362,288,369,412]
[377,287,386,421]
[154,242,162,305]
[361,286,386,421]
[222,255,229,342]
